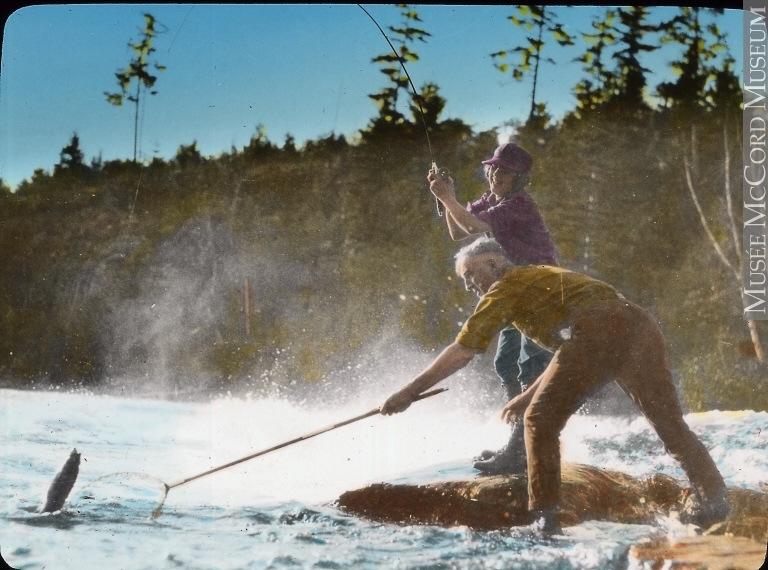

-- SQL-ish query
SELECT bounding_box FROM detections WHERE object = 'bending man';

[428,142,557,474]
[381,237,729,535]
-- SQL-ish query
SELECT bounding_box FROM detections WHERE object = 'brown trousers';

[524,300,727,512]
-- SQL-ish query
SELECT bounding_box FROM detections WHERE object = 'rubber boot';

[473,419,527,475]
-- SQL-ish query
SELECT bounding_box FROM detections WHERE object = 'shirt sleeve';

[473,196,531,238]
[455,283,512,352]
[467,193,492,216]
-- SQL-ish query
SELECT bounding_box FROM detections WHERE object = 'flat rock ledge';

[337,463,768,540]
[628,535,767,570]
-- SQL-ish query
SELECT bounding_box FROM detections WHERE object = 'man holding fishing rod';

[380,237,730,536]
[427,143,558,476]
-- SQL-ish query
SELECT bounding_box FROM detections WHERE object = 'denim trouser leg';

[519,335,553,390]
[495,327,553,399]
[494,327,523,399]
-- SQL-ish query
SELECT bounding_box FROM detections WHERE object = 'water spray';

[151,387,447,519]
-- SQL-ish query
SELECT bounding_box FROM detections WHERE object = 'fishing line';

[168,6,195,53]
[357,4,445,216]
[128,169,144,223]
[357,5,434,161]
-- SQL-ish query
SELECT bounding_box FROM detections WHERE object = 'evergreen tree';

[174,141,202,168]
[365,4,430,138]
[707,52,742,120]
[242,124,277,161]
[55,132,88,175]
[610,7,658,111]
[573,10,617,114]
[491,5,574,122]
[105,13,167,162]
[656,8,726,114]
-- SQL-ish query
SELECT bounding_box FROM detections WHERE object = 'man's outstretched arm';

[380,342,476,415]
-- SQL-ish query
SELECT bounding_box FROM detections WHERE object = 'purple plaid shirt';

[468,190,558,266]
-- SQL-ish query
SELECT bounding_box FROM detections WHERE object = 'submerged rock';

[338,463,768,537]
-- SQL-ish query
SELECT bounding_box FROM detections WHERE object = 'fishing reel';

[430,162,448,218]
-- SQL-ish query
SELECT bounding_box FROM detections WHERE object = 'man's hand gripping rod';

[431,162,447,218]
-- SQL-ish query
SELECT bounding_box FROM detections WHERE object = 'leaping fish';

[40,448,81,513]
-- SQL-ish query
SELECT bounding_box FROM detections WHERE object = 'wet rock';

[337,463,768,537]
[628,535,766,570]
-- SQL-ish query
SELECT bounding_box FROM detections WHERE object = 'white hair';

[454,237,512,266]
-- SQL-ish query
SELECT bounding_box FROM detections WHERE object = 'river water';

[1,387,766,569]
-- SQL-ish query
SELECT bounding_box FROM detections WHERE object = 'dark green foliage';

[1,7,763,410]
[368,4,430,125]
[574,10,617,114]
[56,133,88,174]
[656,8,726,114]
[610,7,658,111]
[3,102,765,409]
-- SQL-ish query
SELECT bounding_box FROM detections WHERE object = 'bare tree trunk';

[529,22,544,121]
[133,82,141,163]
[684,129,766,364]
[244,278,252,339]
[683,155,739,282]
[722,127,741,266]
[747,320,766,362]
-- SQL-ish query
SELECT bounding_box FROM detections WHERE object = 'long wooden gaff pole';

[152,387,447,518]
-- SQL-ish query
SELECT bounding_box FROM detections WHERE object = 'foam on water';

[1,388,766,569]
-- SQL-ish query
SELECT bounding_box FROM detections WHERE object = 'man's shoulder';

[504,264,563,278]
[468,192,494,211]
[494,190,544,216]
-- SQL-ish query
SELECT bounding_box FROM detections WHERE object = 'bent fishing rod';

[358,4,446,217]
[152,387,447,518]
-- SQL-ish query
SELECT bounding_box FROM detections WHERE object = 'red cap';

[481,143,533,173]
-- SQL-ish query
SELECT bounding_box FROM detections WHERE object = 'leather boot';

[679,491,730,529]
[472,381,525,464]
[518,508,561,537]
[473,419,527,475]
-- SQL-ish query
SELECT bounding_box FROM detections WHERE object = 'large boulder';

[337,463,768,538]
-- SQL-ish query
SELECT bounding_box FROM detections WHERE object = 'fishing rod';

[357,4,446,217]
[152,387,447,519]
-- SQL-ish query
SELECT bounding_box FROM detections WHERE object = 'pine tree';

[610,6,658,111]
[491,5,574,122]
[365,5,430,138]
[656,8,726,114]
[573,10,617,114]
[56,132,87,174]
[105,13,167,162]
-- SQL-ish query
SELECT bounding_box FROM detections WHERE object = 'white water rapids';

[1,387,766,569]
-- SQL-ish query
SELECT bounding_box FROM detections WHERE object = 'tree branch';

[722,126,741,266]
[683,154,740,283]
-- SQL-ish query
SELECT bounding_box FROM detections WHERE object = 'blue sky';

[0,5,743,189]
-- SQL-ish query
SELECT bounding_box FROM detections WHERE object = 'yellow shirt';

[456,265,624,352]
